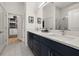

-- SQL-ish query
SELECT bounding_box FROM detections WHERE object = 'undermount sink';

[47,33,75,40]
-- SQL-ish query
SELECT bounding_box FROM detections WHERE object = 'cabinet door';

[32,39,41,56]
[40,43,51,56]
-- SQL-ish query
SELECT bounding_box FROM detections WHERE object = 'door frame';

[7,12,25,43]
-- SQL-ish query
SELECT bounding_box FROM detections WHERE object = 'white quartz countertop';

[28,30,79,50]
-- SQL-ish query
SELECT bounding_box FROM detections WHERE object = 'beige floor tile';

[1,42,34,56]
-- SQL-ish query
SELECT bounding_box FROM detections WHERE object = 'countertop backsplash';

[49,30,79,37]
[65,31,79,37]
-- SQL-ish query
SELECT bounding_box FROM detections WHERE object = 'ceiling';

[35,2,77,9]
[54,2,76,8]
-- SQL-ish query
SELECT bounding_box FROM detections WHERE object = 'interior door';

[0,5,7,53]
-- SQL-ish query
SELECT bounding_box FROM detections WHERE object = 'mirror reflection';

[43,2,79,31]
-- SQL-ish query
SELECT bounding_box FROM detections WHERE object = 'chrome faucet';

[61,30,65,35]
[60,17,67,35]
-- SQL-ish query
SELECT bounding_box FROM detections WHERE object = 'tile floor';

[1,42,34,56]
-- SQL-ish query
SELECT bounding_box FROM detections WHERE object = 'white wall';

[26,2,43,31]
[26,2,37,31]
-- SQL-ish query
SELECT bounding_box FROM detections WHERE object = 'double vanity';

[27,30,79,56]
[26,2,79,56]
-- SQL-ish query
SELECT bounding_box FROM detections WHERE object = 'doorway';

[8,13,22,44]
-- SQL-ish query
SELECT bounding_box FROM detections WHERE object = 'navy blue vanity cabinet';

[27,31,79,56]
